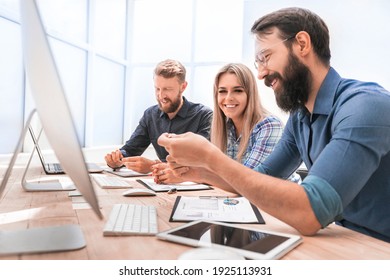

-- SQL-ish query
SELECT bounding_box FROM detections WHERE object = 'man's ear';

[181,81,188,92]
[294,31,311,57]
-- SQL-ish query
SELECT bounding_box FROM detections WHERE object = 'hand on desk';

[105,150,155,174]
[153,160,210,187]
[159,133,241,194]
[151,162,186,184]
[122,156,155,174]
[104,149,124,168]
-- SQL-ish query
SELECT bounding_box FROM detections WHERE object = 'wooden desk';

[1,161,390,260]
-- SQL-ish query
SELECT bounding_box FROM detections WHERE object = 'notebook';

[29,127,103,174]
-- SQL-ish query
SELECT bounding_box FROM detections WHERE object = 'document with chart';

[169,196,264,224]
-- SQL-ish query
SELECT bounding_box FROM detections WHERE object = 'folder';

[169,195,265,224]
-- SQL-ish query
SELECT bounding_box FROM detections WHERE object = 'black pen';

[167,187,177,194]
[112,163,125,172]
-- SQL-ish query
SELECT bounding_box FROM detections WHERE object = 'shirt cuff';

[301,175,343,228]
[119,149,127,157]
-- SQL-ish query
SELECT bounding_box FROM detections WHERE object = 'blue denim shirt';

[255,68,390,242]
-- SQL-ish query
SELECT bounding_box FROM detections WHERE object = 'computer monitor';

[20,0,102,218]
[0,0,102,255]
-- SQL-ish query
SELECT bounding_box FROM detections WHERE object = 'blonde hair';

[210,63,268,161]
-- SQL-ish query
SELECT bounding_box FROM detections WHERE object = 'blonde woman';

[153,63,284,183]
[211,62,283,168]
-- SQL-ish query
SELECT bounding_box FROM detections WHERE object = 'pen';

[113,156,124,171]
[112,164,125,172]
[167,187,177,194]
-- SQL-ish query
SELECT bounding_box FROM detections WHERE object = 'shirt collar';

[312,67,342,116]
[298,67,342,120]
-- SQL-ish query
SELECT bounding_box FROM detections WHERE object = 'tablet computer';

[157,220,302,260]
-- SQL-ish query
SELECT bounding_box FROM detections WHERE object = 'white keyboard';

[92,175,132,189]
[103,204,158,236]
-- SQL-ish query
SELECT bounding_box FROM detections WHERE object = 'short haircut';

[154,59,186,83]
[251,7,331,66]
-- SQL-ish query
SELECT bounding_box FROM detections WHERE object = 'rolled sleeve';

[301,175,343,227]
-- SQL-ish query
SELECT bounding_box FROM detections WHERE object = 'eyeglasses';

[254,35,296,70]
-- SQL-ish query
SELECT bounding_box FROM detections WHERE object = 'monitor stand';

[0,225,86,256]
[21,126,76,192]
[0,109,85,256]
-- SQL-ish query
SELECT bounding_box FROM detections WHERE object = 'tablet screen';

[157,220,302,259]
[169,221,288,254]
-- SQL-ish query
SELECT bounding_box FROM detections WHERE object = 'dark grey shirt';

[120,96,212,161]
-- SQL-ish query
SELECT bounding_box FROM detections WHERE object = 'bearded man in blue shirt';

[157,8,390,243]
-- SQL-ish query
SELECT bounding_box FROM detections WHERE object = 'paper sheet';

[170,196,264,223]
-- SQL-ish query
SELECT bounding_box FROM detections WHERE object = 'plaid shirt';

[226,115,283,169]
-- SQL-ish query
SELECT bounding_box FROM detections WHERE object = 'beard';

[158,92,183,114]
[265,52,311,113]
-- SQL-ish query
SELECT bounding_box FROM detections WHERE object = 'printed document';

[169,196,264,223]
